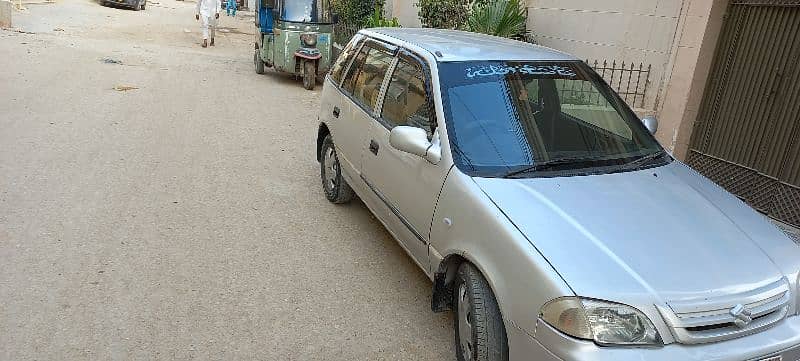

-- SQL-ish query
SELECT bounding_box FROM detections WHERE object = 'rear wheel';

[254,49,265,74]
[454,263,508,361]
[320,135,354,204]
[303,61,316,90]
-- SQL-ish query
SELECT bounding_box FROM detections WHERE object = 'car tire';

[140,0,145,10]
[254,50,265,74]
[303,61,316,91]
[320,135,354,204]
[454,263,509,361]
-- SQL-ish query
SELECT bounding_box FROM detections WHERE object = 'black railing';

[333,22,361,48]
[556,60,651,109]
[589,60,651,109]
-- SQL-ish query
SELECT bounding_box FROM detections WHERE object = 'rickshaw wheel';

[303,61,316,90]
[254,50,265,74]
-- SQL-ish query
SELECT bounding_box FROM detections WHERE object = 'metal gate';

[686,0,800,227]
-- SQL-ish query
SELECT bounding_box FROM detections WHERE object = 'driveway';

[0,1,454,359]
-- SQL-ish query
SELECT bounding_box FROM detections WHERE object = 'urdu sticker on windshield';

[465,64,577,79]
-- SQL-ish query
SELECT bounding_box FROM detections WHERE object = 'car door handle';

[332,106,340,118]
[369,140,379,155]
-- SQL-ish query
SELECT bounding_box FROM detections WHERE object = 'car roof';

[362,28,578,62]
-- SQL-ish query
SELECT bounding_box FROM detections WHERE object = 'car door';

[321,36,368,180]
[360,50,449,271]
[328,38,397,184]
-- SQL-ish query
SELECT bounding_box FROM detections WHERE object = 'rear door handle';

[369,140,379,155]
[332,106,340,118]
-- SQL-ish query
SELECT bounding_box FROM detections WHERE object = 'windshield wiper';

[501,156,606,178]
[625,151,667,169]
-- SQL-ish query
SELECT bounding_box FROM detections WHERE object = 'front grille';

[659,278,791,344]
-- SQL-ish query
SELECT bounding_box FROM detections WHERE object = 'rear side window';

[330,37,363,85]
[379,55,434,136]
[342,41,394,110]
[341,44,369,94]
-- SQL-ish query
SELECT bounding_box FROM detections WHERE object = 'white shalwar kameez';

[196,0,221,40]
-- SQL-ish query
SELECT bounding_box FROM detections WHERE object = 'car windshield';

[438,61,666,178]
[280,0,332,23]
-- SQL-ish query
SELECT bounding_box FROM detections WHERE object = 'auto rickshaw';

[254,0,336,90]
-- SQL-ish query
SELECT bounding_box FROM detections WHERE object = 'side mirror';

[389,126,440,164]
[642,116,658,135]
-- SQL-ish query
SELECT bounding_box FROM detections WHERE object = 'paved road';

[0,1,454,360]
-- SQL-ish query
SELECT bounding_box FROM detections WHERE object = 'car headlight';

[300,33,317,47]
[540,297,662,346]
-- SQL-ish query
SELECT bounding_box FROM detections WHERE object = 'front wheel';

[254,49,265,74]
[454,263,509,361]
[320,135,354,204]
[303,61,316,90]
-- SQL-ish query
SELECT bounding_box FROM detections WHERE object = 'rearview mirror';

[389,126,440,164]
[642,116,658,135]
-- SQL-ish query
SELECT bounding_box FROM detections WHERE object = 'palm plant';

[364,6,401,28]
[467,0,527,38]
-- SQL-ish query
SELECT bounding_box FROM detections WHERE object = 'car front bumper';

[509,316,800,361]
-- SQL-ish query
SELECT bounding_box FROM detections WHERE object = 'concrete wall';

[525,0,730,159]
[655,0,727,158]
[526,0,685,110]
[386,0,421,27]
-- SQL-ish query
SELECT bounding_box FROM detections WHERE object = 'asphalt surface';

[0,1,454,359]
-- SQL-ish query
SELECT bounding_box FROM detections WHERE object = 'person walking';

[195,0,220,48]
[225,0,237,16]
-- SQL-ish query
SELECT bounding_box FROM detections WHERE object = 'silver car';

[315,28,800,361]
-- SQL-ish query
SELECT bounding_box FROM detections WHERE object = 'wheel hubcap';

[458,284,474,360]
[323,147,337,191]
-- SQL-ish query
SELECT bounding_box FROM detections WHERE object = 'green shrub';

[467,0,526,38]
[365,6,401,28]
[416,0,471,29]
[333,0,384,26]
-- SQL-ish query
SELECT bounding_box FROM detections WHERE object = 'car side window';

[349,44,394,111]
[379,55,434,137]
[341,43,369,94]
[330,37,362,85]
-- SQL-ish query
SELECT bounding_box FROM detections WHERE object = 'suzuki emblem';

[730,304,753,328]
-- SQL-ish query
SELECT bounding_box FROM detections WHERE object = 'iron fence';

[333,22,361,47]
[557,60,651,109]
[592,60,651,109]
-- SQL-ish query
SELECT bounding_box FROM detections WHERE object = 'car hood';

[473,161,799,303]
